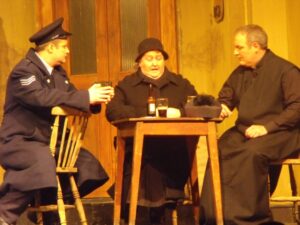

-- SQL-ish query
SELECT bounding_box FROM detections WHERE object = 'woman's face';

[139,51,165,79]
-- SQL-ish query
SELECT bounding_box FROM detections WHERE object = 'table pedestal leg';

[207,122,224,225]
[128,123,144,225]
[114,137,125,225]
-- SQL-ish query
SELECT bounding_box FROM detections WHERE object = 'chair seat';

[28,106,90,225]
[271,159,300,165]
[271,196,300,202]
[269,155,300,223]
[56,167,78,173]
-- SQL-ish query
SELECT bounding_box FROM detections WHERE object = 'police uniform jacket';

[0,48,108,196]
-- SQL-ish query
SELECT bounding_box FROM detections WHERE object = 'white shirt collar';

[35,52,54,75]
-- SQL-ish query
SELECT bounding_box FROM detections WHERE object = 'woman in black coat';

[106,37,197,224]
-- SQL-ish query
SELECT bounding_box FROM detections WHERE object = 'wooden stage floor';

[17,198,296,225]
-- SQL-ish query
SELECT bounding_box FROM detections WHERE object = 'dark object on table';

[184,94,222,118]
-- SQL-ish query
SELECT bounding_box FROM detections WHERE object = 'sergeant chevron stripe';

[20,75,36,86]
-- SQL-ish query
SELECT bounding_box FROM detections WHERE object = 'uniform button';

[47,79,51,83]
[65,80,69,84]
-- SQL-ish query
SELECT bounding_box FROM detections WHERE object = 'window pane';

[120,0,147,70]
[69,0,97,75]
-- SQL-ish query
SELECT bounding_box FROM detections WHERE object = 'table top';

[112,116,222,126]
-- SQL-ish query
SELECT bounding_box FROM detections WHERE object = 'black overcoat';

[106,68,197,207]
[201,50,300,225]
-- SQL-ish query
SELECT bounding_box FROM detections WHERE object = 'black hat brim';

[135,49,169,62]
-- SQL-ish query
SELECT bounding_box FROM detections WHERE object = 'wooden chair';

[28,106,91,225]
[270,157,300,224]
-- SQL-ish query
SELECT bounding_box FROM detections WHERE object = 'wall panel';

[176,0,300,204]
[0,1,38,182]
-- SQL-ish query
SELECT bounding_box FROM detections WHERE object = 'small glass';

[95,81,112,87]
[186,95,196,105]
[156,98,168,117]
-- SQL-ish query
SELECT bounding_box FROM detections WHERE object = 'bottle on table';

[147,84,156,117]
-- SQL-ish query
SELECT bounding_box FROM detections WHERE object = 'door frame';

[36,0,178,198]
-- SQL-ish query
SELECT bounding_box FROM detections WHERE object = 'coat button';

[47,79,51,83]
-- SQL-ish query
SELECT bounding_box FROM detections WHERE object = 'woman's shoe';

[149,206,165,225]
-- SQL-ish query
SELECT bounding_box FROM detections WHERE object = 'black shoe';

[43,211,60,225]
[27,211,60,225]
[149,206,165,225]
[27,211,39,224]
[260,222,284,225]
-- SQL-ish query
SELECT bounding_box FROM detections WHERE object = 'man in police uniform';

[0,18,114,225]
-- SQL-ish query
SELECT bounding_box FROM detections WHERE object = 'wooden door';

[37,0,177,198]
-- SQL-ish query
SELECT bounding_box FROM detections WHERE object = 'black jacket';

[105,68,198,207]
[0,48,107,195]
[106,68,197,120]
[0,48,90,143]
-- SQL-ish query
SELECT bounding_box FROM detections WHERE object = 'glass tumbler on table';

[156,98,168,117]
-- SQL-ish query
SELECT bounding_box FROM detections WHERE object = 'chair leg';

[292,202,300,225]
[69,175,88,225]
[57,176,67,225]
[34,192,44,225]
[192,205,200,225]
[171,209,178,225]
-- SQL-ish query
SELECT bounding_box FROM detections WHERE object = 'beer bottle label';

[148,102,156,115]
